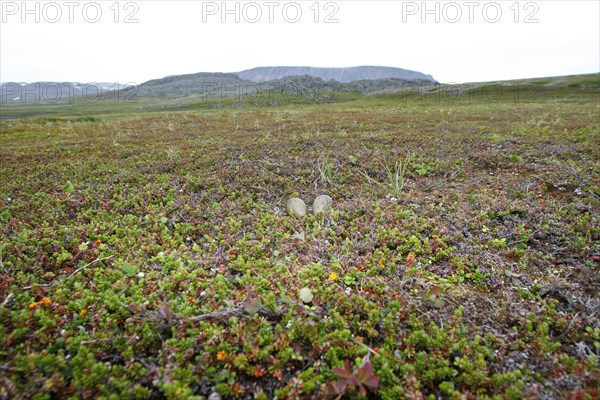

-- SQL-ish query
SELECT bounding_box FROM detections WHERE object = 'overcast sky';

[1,0,598,84]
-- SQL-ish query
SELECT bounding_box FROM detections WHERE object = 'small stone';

[208,393,222,400]
[286,198,307,218]
[313,194,333,215]
[299,287,313,303]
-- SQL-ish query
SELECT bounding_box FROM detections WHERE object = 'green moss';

[1,77,598,398]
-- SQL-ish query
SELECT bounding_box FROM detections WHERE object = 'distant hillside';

[1,73,597,119]
[263,75,427,96]
[1,66,436,103]
[121,72,248,99]
[367,72,600,99]
[9,70,596,108]
[236,66,436,83]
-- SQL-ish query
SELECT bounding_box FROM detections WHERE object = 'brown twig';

[65,255,114,281]
[22,256,114,290]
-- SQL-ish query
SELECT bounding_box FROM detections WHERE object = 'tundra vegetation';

[0,74,599,399]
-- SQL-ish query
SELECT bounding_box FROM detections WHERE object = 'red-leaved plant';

[329,357,380,397]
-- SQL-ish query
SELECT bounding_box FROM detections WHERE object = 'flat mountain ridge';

[236,66,436,83]
[1,66,436,101]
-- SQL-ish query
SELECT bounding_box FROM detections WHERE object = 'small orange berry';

[39,297,52,307]
[406,253,416,267]
[29,302,37,309]
[216,350,228,361]
[80,309,88,316]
